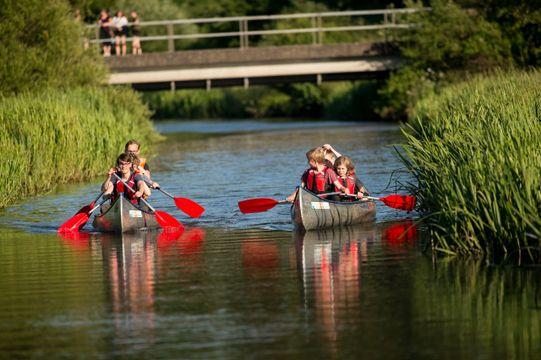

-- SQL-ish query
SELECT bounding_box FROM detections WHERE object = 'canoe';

[291,187,376,230]
[93,195,160,233]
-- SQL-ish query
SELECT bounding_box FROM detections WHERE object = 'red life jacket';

[113,172,138,204]
[335,176,356,194]
[306,167,332,194]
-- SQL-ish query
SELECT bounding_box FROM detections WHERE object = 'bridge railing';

[86,8,429,52]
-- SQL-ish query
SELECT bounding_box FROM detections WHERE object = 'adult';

[130,11,142,55]
[98,9,113,56]
[113,11,128,56]
[101,153,149,204]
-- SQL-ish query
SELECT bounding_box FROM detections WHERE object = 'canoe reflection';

[294,225,376,344]
[58,228,206,347]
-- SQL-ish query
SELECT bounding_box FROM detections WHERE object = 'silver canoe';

[93,195,160,233]
[291,187,376,230]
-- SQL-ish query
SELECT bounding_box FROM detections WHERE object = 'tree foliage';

[0,0,106,94]
[378,0,513,118]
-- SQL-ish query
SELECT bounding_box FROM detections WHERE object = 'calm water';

[0,121,539,358]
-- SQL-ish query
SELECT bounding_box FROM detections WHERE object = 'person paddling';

[101,153,150,205]
[334,156,368,201]
[286,147,349,203]
[125,139,151,177]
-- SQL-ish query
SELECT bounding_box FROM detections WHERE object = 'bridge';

[88,8,427,91]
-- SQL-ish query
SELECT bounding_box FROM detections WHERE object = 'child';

[125,139,151,177]
[286,147,349,202]
[333,156,368,200]
[128,152,159,192]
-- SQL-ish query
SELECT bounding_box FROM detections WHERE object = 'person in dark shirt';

[98,9,113,56]
[101,153,149,204]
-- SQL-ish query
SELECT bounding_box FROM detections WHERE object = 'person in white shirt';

[113,11,128,56]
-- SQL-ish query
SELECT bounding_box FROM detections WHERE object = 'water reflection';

[59,228,206,350]
[295,225,377,347]
[1,223,540,357]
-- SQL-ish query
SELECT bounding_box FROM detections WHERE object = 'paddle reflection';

[242,239,280,277]
[382,219,418,247]
[294,225,376,345]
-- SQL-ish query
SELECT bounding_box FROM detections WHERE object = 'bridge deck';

[106,43,400,90]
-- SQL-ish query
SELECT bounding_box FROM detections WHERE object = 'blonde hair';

[334,155,355,175]
[306,147,325,164]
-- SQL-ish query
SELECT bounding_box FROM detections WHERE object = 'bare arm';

[101,168,116,194]
[322,144,342,158]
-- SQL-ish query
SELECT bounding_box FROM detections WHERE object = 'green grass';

[0,87,162,208]
[401,70,541,263]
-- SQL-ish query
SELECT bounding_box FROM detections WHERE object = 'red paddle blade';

[154,210,184,230]
[173,197,205,218]
[75,201,94,216]
[58,212,90,233]
[238,198,280,214]
[380,195,416,211]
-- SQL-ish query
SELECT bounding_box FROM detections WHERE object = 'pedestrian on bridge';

[98,9,113,56]
[113,11,128,56]
[130,11,142,55]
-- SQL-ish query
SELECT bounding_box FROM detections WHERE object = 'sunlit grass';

[401,70,541,262]
[0,87,162,208]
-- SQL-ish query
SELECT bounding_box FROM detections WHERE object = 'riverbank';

[402,70,541,262]
[142,80,383,120]
[0,87,161,208]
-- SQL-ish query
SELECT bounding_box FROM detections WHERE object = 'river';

[0,121,539,358]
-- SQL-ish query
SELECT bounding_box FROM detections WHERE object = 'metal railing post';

[243,19,249,48]
[317,15,322,44]
[391,11,396,42]
[167,23,175,52]
[95,27,100,54]
[239,20,244,48]
[311,16,317,45]
[383,12,388,43]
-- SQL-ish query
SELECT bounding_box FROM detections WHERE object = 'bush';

[378,0,513,118]
[0,0,106,94]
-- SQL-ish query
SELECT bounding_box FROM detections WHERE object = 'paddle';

[239,191,416,214]
[58,192,105,232]
[113,173,183,230]
[238,191,343,214]
[349,194,416,211]
[238,198,288,214]
[72,192,104,217]
[58,198,107,233]
[155,187,205,218]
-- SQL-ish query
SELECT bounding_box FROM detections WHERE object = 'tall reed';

[401,70,541,262]
[0,87,162,208]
